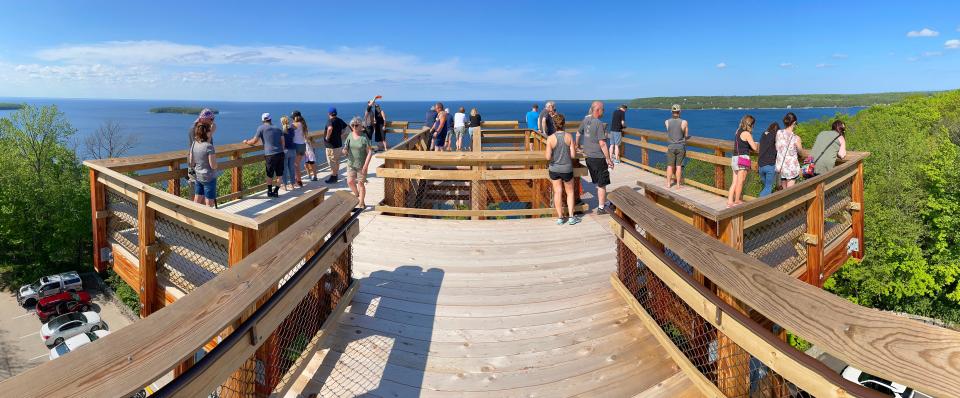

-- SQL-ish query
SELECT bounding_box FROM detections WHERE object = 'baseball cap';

[261,112,271,121]
[328,106,337,115]
[671,104,681,112]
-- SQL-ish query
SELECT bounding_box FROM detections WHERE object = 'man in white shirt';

[453,106,468,151]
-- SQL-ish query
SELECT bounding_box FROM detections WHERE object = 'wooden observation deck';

[2,121,958,398]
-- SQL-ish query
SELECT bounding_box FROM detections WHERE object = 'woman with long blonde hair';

[726,115,758,207]
[280,115,297,191]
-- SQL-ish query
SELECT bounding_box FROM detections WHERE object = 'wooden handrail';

[0,192,360,398]
[609,187,960,398]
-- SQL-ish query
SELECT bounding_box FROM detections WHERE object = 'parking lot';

[0,276,136,382]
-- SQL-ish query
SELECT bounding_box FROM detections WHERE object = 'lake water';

[0,97,863,158]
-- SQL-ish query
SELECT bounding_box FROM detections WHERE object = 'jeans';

[758,165,777,197]
[194,177,218,200]
[283,149,297,185]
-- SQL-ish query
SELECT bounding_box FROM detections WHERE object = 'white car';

[841,366,932,398]
[40,311,106,348]
[49,329,110,360]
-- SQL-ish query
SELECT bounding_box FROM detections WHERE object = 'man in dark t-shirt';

[324,107,348,183]
[243,113,285,197]
[609,104,627,163]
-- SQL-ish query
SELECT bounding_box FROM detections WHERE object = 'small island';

[149,106,219,115]
[0,103,25,110]
[628,91,937,110]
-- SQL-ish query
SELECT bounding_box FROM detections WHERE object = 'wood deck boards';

[284,214,698,397]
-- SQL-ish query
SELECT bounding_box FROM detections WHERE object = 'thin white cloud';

[923,51,943,57]
[715,62,727,69]
[946,39,960,49]
[832,53,848,59]
[907,56,919,62]
[779,62,794,68]
[815,63,833,68]
[907,28,939,38]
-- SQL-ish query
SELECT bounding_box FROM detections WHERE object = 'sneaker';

[324,176,337,184]
[556,218,565,225]
[311,176,319,182]
[567,216,581,225]
[596,207,608,215]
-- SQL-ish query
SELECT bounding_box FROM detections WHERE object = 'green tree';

[0,105,91,289]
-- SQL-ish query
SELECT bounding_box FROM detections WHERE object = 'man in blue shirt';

[243,113,286,197]
[525,104,540,133]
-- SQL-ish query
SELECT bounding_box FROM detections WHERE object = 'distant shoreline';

[149,106,219,115]
[0,103,24,110]
[626,91,939,110]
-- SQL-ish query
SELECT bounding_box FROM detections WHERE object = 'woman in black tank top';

[727,115,759,208]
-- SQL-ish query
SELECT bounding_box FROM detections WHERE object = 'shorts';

[433,132,447,147]
[731,155,751,171]
[346,166,367,183]
[363,127,374,140]
[193,177,218,200]
[609,131,623,146]
[666,145,686,167]
[265,153,284,178]
[452,126,466,139]
[295,143,306,156]
[585,157,611,188]
[325,147,341,167]
[374,124,385,142]
[549,171,574,182]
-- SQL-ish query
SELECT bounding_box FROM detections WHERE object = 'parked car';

[48,329,110,360]
[36,290,93,322]
[17,271,83,307]
[40,311,105,348]
[841,366,932,398]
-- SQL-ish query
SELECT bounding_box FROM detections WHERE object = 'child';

[304,140,318,181]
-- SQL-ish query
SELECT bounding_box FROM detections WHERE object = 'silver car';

[40,311,105,348]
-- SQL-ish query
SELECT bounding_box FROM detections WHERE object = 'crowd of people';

[184,100,849,219]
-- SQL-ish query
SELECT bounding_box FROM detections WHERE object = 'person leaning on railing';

[775,112,803,189]
[343,116,376,209]
[757,122,781,197]
[664,104,689,189]
[468,107,481,151]
[188,123,218,207]
[810,119,848,176]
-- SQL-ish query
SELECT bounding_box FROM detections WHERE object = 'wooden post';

[216,224,259,394]
[806,183,825,286]
[691,214,717,287]
[716,214,751,397]
[473,127,482,153]
[89,170,109,273]
[850,162,865,260]
[640,135,649,166]
[471,163,487,220]
[167,161,181,197]
[714,148,726,190]
[230,151,243,198]
[137,191,157,318]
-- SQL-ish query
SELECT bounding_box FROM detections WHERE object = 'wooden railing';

[377,129,587,219]
[608,187,960,398]
[0,192,361,398]
[85,132,333,318]
[640,151,867,284]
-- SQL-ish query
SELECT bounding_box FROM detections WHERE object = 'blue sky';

[0,1,958,101]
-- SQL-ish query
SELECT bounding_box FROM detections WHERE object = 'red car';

[36,291,93,322]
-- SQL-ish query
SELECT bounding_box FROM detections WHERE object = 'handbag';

[735,130,752,168]
[802,134,841,178]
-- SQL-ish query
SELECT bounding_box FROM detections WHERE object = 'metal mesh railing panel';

[743,204,808,275]
[824,182,853,247]
[384,168,552,218]
[212,245,353,398]
[617,239,809,398]
[106,191,139,258]
[154,214,228,293]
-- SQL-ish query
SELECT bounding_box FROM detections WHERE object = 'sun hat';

[195,108,215,123]
[671,104,681,112]
[261,112,271,121]
[328,107,337,115]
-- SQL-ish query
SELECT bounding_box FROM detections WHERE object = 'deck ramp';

[281,213,701,397]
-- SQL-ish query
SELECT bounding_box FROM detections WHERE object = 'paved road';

[0,279,135,382]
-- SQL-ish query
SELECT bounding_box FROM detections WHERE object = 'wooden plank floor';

[281,214,700,397]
